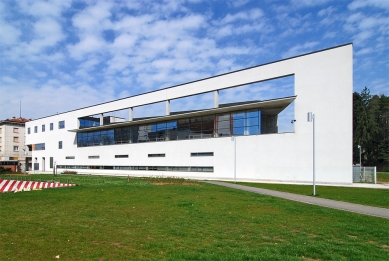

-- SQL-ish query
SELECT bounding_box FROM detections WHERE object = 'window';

[115,155,128,158]
[66,156,75,159]
[0,128,2,134]
[88,156,100,159]
[148,154,165,157]
[50,157,54,168]
[76,109,263,148]
[28,127,30,134]
[59,141,62,149]
[34,126,37,133]
[42,125,45,132]
[13,128,19,133]
[13,146,19,151]
[9,157,18,160]
[59,121,65,129]
[191,152,214,157]
[50,123,53,130]
[34,143,45,150]
[13,137,19,143]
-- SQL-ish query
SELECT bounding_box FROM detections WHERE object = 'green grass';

[235,182,389,209]
[378,172,389,183]
[1,174,388,260]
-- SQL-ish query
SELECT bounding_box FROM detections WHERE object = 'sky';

[0,0,388,132]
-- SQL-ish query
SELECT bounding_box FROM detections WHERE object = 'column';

[166,100,170,116]
[214,90,219,108]
[129,107,133,122]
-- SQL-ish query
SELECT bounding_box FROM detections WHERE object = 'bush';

[61,170,78,174]
[0,166,13,174]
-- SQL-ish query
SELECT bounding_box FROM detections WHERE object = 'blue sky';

[0,0,388,131]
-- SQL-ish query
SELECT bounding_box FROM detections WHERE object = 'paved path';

[205,181,389,219]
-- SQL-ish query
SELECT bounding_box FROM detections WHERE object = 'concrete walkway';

[205,181,389,219]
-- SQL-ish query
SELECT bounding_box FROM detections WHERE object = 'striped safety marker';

[0,179,76,193]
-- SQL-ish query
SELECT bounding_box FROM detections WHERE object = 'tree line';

[353,87,389,171]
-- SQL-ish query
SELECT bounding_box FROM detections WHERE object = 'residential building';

[0,117,31,171]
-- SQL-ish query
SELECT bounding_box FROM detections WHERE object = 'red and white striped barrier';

[0,179,76,193]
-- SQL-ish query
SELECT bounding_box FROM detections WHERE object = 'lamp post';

[307,112,316,196]
[357,145,361,167]
[231,136,236,183]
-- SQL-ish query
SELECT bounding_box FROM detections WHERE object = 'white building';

[26,44,353,184]
[0,117,32,171]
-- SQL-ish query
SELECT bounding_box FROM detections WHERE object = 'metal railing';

[353,166,376,183]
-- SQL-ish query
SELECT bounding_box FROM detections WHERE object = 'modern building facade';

[26,44,353,184]
[0,117,31,171]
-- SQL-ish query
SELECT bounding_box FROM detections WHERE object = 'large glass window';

[76,109,262,147]
[79,117,100,128]
[34,143,45,150]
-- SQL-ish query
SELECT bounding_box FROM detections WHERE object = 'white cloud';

[348,0,389,10]
[0,20,21,46]
[219,9,264,24]
[17,0,72,17]
[282,41,319,58]
[68,35,106,59]
[291,0,332,8]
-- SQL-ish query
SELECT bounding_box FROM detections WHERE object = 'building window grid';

[77,109,261,147]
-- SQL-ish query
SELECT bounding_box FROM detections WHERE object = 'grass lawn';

[378,172,389,183]
[1,174,388,260]
[235,182,389,209]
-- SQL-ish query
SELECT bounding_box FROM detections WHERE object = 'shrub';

[61,170,78,174]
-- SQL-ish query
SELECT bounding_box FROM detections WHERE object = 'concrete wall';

[26,44,353,184]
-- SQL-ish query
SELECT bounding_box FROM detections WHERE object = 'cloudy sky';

[0,0,388,131]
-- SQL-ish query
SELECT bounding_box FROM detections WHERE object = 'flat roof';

[69,96,296,132]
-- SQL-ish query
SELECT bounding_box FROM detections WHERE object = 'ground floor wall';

[30,132,352,184]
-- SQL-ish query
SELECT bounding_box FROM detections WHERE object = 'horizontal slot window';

[191,152,214,157]
[115,155,128,158]
[65,156,75,159]
[88,156,100,159]
[148,154,165,157]
[56,165,213,172]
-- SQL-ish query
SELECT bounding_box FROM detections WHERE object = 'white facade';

[26,44,353,184]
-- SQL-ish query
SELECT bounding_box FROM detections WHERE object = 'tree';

[353,87,389,171]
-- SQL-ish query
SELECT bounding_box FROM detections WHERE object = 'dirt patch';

[150,182,200,186]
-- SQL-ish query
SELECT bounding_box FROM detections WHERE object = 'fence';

[353,166,376,183]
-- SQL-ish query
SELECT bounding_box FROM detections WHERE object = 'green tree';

[353,87,389,171]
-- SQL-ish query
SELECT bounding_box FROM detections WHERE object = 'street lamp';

[307,112,316,196]
[231,136,236,183]
[357,145,361,167]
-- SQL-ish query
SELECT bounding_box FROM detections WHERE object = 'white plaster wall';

[26,44,353,184]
